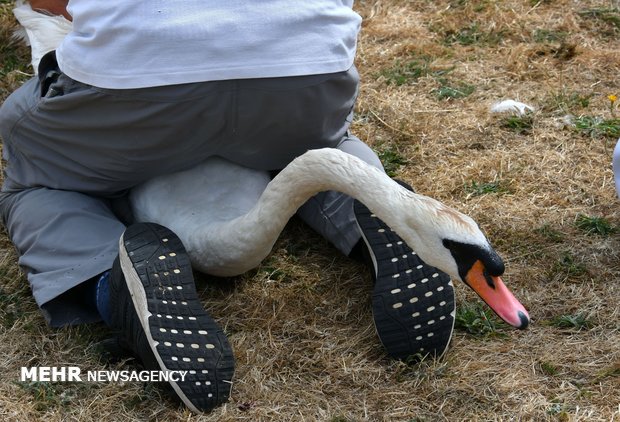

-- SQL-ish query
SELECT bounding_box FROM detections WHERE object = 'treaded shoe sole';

[118,223,234,413]
[354,200,456,361]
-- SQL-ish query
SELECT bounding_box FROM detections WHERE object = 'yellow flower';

[608,94,618,103]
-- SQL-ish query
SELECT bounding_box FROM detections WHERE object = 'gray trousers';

[0,66,383,326]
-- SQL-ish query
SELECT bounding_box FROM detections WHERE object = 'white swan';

[131,149,530,329]
[13,3,530,329]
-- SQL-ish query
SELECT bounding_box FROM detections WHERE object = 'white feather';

[490,99,535,116]
[13,1,72,74]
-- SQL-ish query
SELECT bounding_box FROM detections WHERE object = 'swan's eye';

[442,239,504,279]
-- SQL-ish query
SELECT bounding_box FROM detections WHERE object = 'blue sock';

[95,271,112,326]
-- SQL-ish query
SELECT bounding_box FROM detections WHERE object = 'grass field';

[1,1,619,421]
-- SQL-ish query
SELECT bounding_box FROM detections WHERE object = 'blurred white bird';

[613,139,620,199]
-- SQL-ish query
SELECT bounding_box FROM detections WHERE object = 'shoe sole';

[354,200,456,361]
[118,223,234,413]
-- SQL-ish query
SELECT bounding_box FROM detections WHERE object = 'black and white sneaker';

[353,181,456,361]
[109,222,234,413]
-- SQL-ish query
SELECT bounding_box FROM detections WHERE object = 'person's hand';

[28,0,72,21]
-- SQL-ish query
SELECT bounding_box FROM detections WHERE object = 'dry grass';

[1,0,620,420]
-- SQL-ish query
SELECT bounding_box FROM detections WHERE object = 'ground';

[0,0,619,421]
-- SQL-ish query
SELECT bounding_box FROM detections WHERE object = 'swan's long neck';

[189,148,443,276]
[253,149,417,238]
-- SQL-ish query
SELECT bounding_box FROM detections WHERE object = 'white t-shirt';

[56,1,361,89]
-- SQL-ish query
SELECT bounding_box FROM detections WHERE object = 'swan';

[13,3,530,329]
[131,149,530,329]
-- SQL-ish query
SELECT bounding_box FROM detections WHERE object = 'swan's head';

[396,193,530,329]
[441,238,529,329]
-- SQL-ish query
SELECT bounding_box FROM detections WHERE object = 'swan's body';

[130,157,272,275]
[16,4,531,329]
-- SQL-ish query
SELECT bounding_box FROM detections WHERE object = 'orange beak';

[464,260,530,329]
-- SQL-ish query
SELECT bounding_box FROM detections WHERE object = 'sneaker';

[353,180,456,360]
[109,222,235,412]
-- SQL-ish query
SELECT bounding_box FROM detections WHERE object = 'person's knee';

[0,191,18,228]
[336,135,384,171]
[0,77,40,141]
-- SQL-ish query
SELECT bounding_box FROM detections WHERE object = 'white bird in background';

[613,140,620,199]
[13,3,530,329]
